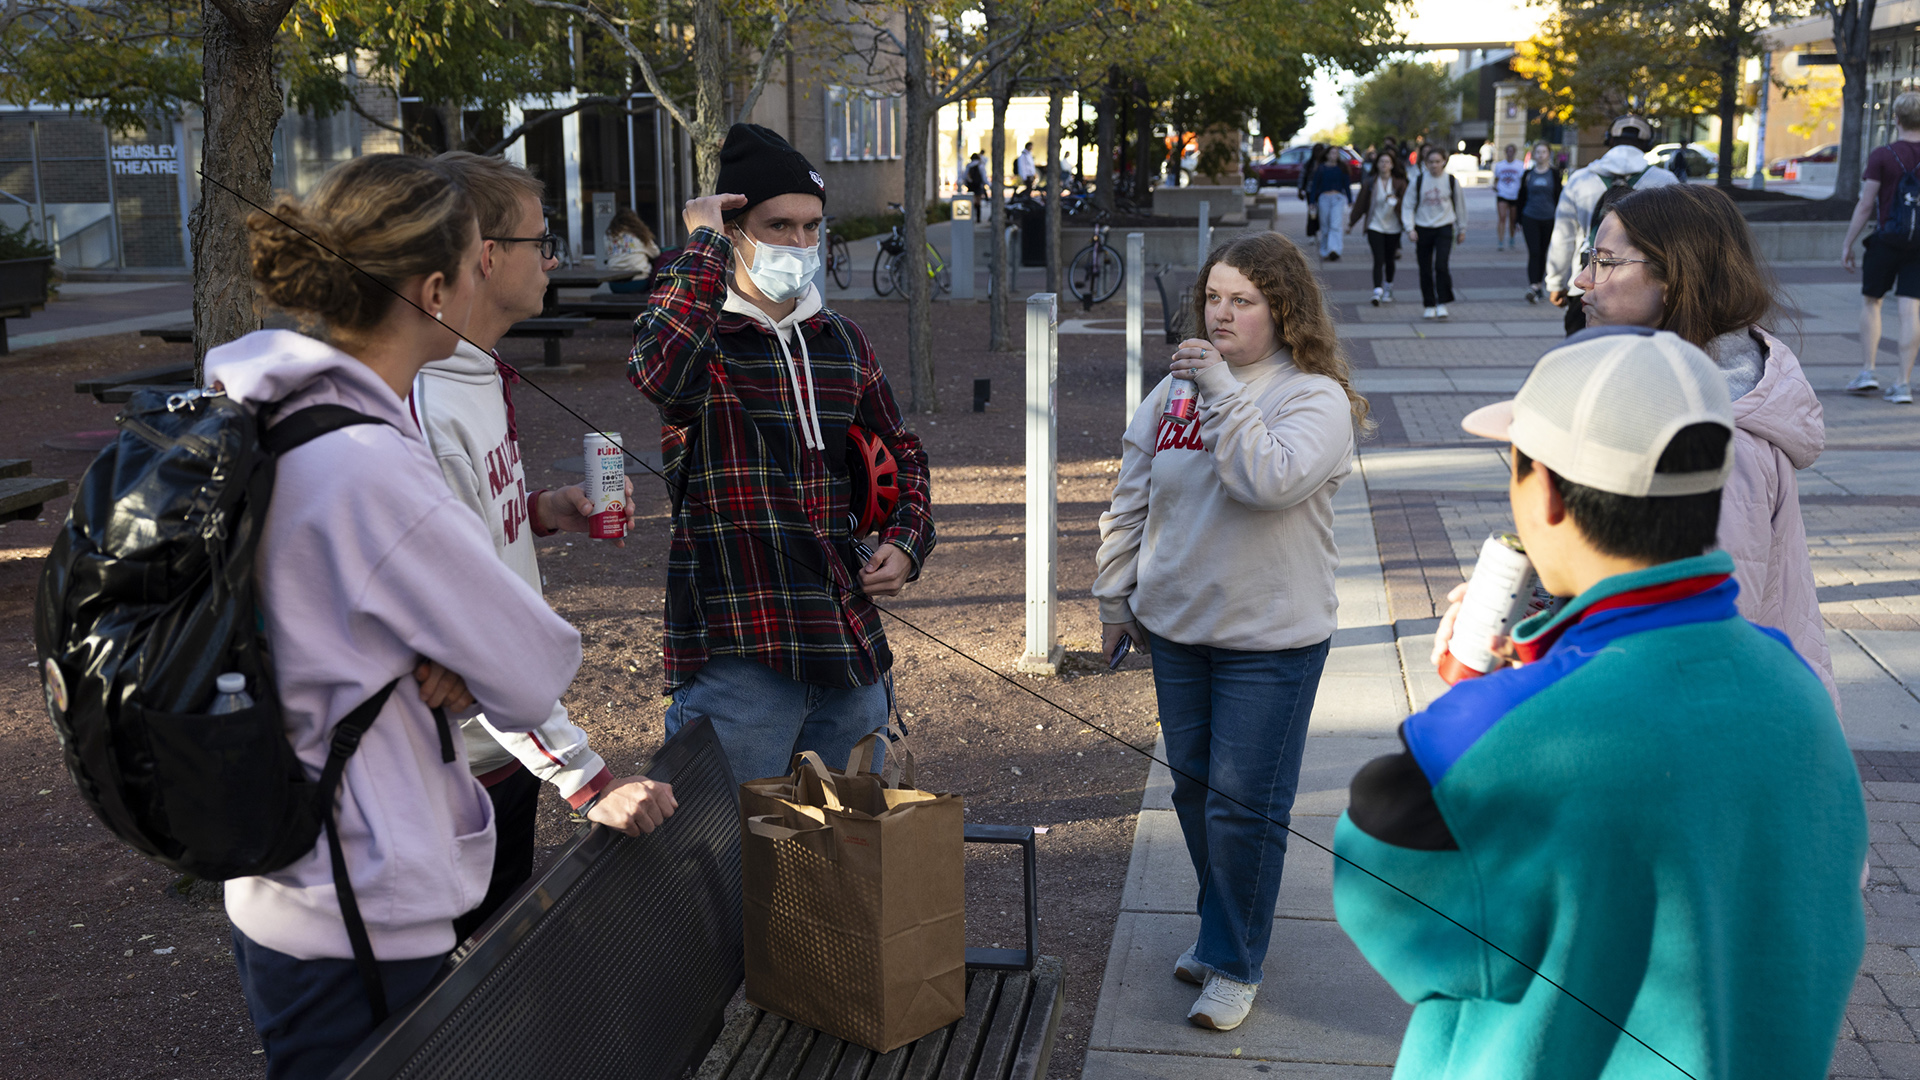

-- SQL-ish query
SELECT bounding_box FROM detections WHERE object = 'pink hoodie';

[207,330,582,962]
[1716,328,1837,714]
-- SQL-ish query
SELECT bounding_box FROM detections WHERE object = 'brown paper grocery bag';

[740,734,965,1053]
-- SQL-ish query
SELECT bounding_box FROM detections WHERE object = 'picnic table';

[73,360,195,403]
[504,316,592,368]
[0,459,68,523]
[542,268,624,314]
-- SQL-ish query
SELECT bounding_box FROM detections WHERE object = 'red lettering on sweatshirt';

[1155,418,1207,454]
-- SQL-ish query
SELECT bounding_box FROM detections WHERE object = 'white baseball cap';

[1460,327,1735,497]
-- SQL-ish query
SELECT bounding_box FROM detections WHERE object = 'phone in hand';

[1108,634,1132,670]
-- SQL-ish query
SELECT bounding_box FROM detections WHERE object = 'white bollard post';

[1125,232,1145,422]
[1019,292,1062,676]
[949,201,975,300]
[1197,200,1210,267]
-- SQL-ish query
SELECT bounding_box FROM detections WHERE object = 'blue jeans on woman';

[1147,630,1329,985]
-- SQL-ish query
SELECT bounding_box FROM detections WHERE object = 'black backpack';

[1586,167,1648,254]
[33,385,442,1020]
[1876,143,1920,249]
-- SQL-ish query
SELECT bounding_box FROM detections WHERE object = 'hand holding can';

[1436,532,1538,684]
[584,432,628,540]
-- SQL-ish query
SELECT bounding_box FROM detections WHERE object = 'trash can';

[1013,197,1047,267]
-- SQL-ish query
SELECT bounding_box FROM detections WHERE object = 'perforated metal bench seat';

[695,958,1064,1080]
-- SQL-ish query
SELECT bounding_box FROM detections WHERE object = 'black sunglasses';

[483,233,559,260]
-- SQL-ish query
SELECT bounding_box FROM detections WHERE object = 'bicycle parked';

[1068,212,1124,306]
[823,215,852,289]
[873,202,951,298]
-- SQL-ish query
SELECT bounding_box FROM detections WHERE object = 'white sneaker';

[1524,285,1540,304]
[1847,370,1882,394]
[1381,283,1394,304]
[1370,286,1383,307]
[1422,306,1437,320]
[1188,971,1258,1031]
[1888,382,1914,404]
[1436,304,1450,320]
[1175,943,1208,985]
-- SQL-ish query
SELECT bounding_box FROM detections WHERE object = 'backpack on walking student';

[1585,168,1648,254]
[1876,143,1920,250]
[33,385,451,1019]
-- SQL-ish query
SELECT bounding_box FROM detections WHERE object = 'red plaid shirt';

[629,228,934,690]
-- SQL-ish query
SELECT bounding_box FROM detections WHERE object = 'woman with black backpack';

[206,154,583,1079]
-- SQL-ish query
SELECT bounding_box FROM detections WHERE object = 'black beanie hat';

[716,123,824,220]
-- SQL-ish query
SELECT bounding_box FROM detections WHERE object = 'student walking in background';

[1491,143,1526,251]
[1841,89,1920,403]
[1348,147,1406,305]
[1306,148,1352,261]
[1571,181,1837,711]
[1095,232,1366,1034]
[1403,146,1467,320]
[208,154,584,1080]
[603,208,661,294]
[1518,141,1561,304]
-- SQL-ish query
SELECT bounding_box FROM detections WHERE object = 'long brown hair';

[1193,232,1372,429]
[1606,183,1777,348]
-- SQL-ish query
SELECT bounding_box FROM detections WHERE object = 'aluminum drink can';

[1162,374,1199,425]
[1437,532,1538,685]
[584,432,627,540]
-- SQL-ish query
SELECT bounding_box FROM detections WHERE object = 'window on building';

[825,86,902,162]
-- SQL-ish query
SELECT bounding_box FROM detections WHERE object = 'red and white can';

[1163,374,1199,425]
[584,432,627,540]
[1437,532,1538,685]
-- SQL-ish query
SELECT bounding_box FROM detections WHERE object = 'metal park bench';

[0,459,68,522]
[548,299,649,322]
[331,721,1064,1080]
[138,324,194,345]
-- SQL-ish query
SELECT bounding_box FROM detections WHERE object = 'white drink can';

[584,432,626,540]
[1437,532,1538,684]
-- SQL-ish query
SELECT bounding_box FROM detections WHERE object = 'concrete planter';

[1147,186,1247,224]
[1745,220,1849,262]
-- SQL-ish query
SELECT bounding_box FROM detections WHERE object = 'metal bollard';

[1018,293,1062,675]
[1197,200,1211,267]
[1125,232,1145,422]
[950,210,975,300]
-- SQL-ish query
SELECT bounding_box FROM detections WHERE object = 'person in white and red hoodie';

[208,155,583,1080]
[420,152,675,944]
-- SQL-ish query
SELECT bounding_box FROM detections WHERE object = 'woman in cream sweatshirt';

[1094,232,1366,1033]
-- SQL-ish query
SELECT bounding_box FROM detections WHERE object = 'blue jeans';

[664,655,889,783]
[1148,631,1329,984]
[232,929,446,1080]
[1316,193,1348,257]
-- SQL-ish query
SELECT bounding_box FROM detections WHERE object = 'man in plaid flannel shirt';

[630,124,935,784]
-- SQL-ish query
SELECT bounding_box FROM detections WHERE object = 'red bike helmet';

[846,423,900,536]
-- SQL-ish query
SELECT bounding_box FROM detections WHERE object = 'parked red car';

[1250,145,1365,188]
[1768,143,1837,178]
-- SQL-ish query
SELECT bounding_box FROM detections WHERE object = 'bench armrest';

[964,823,1037,971]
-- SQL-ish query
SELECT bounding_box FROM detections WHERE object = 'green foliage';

[0,221,54,261]
[1347,60,1456,150]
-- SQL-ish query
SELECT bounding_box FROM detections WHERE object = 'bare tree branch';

[735,0,799,123]
[525,0,693,131]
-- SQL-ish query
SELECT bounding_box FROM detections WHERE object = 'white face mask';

[734,229,820,303]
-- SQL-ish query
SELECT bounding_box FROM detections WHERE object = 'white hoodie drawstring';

[791,329,825,451]
[765,319,824,451]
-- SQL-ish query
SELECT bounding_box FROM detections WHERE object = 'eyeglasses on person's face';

[484,233,559,260]
[1578,251,1651,285]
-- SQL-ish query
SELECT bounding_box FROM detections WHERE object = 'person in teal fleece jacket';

[1333,326,1867,1080]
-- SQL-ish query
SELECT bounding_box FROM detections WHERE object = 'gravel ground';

[0,292,1160,1079]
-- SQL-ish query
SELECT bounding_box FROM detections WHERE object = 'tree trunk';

[1045,85,1063,297]
[1715,2,1743,189]
[693,0,726,193]
[1833,0,1879,204]
[1132,76,1154,203]
[1094,66,1118,212]
[987,65,1013,352]
[901,3,936,413]
[192,0,295,384]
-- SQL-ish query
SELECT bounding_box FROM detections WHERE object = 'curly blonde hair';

[1192,232,1372,429]
[248,154,474,333]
